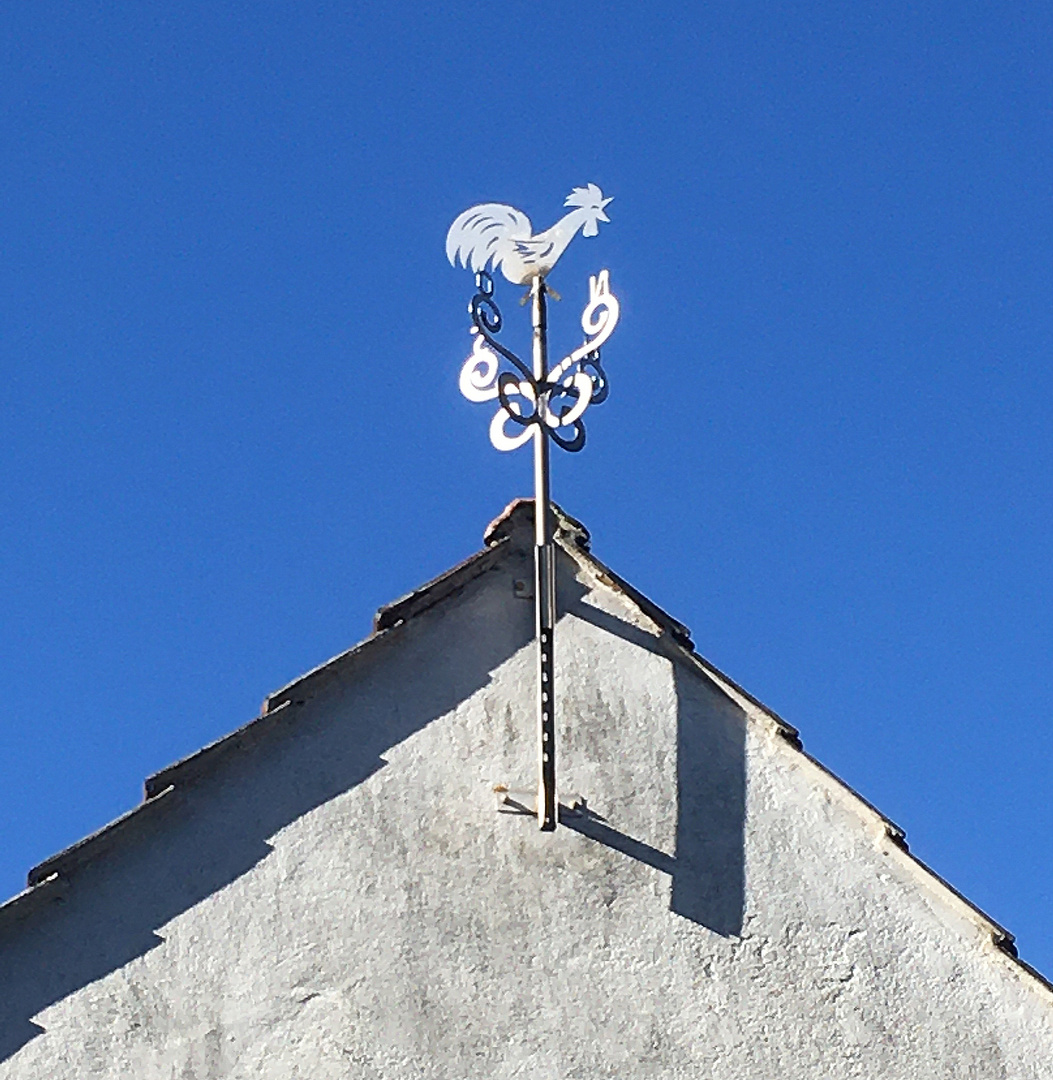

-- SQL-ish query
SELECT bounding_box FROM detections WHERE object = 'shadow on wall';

[0,558,536,1064]
[670,663,746,936]
[562,594,747,938]
[0,544,748,1064]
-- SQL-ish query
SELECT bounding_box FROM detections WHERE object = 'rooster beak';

[599,196,613,223]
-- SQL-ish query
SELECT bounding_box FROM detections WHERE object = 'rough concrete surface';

[1,510,1050,1078]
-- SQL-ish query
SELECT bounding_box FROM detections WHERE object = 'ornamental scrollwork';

[458,269,619,453]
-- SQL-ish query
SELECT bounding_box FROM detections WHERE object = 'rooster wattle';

[446,184,613,285]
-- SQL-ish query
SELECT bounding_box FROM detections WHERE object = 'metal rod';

[532,277,557,831]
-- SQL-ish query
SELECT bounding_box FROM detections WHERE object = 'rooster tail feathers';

[445,203,533,273]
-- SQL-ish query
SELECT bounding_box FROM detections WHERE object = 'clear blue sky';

[2,3,1052,976]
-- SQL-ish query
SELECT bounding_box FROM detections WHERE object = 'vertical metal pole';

[532,276,557,831]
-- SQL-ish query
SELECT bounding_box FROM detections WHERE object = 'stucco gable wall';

[0,539,1050,1078]
[740,716,1053,1074]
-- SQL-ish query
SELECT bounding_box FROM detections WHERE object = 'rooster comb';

[564,183,611,209]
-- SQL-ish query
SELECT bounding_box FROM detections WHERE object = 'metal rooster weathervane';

[446,183,620,831]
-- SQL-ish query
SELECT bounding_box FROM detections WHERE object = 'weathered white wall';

[1,520,1050,1078]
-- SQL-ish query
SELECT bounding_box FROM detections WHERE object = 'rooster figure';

[446,183,613,285]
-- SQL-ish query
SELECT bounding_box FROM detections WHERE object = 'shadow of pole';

[559,805,676,876]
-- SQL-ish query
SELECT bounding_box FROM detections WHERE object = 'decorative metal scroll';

[458,269,619,452]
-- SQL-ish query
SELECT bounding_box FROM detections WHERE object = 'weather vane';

[447,183,620,831]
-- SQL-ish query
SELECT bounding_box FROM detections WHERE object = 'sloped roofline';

[2,499,1050,1001]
